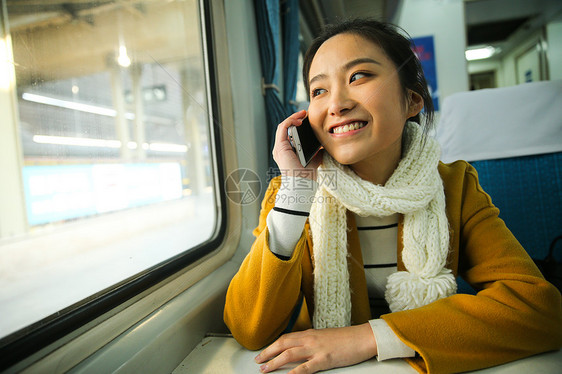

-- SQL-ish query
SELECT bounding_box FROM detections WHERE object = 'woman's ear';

[407,90,424,118]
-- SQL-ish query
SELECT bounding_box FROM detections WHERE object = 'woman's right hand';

[272,110,323,180]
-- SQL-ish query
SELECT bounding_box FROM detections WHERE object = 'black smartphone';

[288,117,322,167]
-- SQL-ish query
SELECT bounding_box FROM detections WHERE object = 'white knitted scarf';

[309,121,457,329]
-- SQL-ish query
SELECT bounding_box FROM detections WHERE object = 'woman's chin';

[329,151,360,166]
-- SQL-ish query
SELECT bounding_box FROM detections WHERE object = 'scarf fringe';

[385,269,457,312]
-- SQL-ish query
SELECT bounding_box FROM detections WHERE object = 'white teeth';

[333,122,366,134]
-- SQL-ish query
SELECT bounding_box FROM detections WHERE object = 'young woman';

[224,19,562,374]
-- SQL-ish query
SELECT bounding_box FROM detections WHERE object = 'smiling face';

[307,33,422,184]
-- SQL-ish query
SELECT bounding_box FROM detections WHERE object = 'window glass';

[0,0,217,341]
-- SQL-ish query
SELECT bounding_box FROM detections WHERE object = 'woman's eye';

[350,72,370,83]
[311,88,326,97]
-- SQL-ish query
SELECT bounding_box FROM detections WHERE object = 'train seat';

[435,80,562,293]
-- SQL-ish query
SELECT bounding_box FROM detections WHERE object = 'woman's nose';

[328,87,355,116]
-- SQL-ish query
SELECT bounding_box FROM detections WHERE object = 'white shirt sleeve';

[267,176,317,258]
[369,319,416,361]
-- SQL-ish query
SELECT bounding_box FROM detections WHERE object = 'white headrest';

[435,80,562,163]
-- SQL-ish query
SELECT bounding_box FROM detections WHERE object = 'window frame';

[0,0,228,369]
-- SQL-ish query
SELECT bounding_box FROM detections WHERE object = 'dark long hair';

[302,18,434,134]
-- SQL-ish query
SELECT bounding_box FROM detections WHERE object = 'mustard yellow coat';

[224,161,562,373]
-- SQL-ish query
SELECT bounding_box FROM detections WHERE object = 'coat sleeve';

[382,161,562,374]
[224,177,308,350]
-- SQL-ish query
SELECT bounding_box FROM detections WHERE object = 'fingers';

[272,110,311,172]
[255,332,308,373]
[255,332,301,363]
[273,110,306,151]
[259,347,310,373]
[256,330,327,374]
[259,349,328,374]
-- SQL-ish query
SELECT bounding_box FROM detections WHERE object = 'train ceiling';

[300,0,562,58]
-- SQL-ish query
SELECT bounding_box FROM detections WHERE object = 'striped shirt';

[354,213,399,318]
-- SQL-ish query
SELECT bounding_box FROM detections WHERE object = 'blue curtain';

[282,0,299,115]
[254,0,300,173]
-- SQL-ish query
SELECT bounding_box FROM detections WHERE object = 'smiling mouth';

[331,121,367,134]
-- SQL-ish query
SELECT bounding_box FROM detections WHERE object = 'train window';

[0,0,220,348]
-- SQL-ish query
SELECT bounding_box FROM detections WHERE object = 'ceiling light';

[117,45,131,68]
[465,46,496,61]
[149,143,188,153]
[22,92,135,120]
[33,135,187,153]
[33,135,121,148]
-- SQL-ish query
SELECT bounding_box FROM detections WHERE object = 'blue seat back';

[471,152,562,262]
